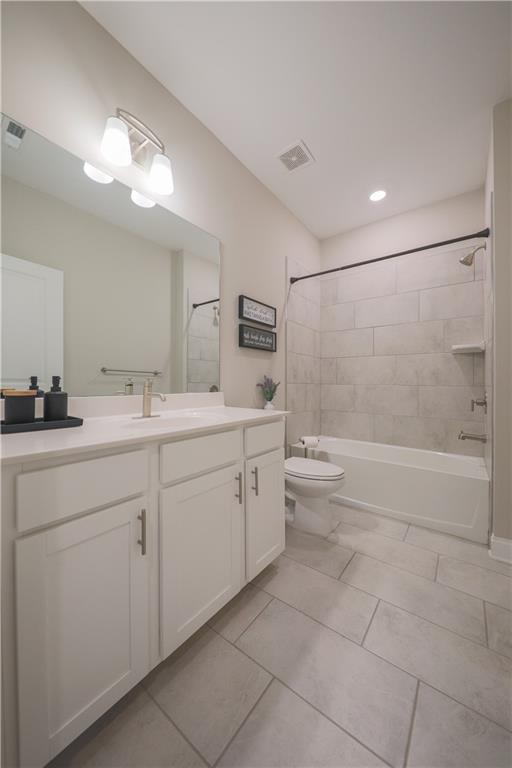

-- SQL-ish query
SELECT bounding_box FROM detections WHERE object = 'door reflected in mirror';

[1,114,220,396]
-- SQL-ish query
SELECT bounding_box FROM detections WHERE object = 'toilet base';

[287,494,337,537]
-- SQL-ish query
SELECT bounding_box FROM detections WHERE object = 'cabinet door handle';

[235,471,243,504]
[251,467,259,496]
[137,508,147,555]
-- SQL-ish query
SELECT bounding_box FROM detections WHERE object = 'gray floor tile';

[406,525,512,577]
[218,679,386,768]
[407,684,512,768]
[49,687,205,768]
[438,557,512,610]
[209,584,272,643]
[285,525,354,577]
[256,555,377,643]
[331,503,408,540]
[486,603,512,660]
[365,602,512,730]
[341,553,485,643]
[332,522,438,579]
[237,599,416,767]
[144,628,271,764]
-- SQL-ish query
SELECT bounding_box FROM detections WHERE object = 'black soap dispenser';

[44,376,68,421]
[29,376,45,397]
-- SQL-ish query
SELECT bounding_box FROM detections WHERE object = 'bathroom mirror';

[0,114,221,396]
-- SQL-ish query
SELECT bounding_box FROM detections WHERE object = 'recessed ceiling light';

[369,189,387,202]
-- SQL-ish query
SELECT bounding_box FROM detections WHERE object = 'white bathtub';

[292,437,490,543]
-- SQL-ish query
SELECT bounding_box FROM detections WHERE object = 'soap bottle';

[44,376,68,421]
[29,376,44,397]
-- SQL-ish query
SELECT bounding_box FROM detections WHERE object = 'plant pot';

[264,400,275,410]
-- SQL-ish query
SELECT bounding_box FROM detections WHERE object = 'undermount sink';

[125,411,225,429]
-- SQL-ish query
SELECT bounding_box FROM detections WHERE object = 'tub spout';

[458,431,487,443]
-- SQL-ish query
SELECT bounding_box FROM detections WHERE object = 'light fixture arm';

[116,108,165,154]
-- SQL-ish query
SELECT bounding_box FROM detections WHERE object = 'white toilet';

[285,456,345,536]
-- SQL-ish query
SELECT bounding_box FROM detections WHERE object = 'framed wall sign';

[238,295,276,328]
[239,324,276,352]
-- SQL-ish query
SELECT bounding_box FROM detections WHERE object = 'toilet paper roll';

[300,436,319,448]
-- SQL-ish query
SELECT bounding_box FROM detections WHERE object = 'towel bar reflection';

[101,367,162,377]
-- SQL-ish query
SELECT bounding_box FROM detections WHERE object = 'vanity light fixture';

[83,162,113,185]
[100,116,132,167]
[369,189,387,202]
[130,189,156,208]
[100,109,174,197]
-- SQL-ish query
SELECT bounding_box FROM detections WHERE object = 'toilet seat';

[285,457,344,481]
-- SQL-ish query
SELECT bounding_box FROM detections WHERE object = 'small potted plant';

[257,375,280,410]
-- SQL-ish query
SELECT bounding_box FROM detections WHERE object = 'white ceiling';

[84,2,511,238]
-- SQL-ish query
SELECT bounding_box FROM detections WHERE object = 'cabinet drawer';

[160,430,242,485]
[16,450,149,533]
[245,420,285,458]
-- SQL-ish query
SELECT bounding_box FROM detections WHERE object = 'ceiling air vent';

[4,120,26,150]
[278,140,315,172]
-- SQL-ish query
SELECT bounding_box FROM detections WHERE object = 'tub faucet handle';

[471,394,487,413]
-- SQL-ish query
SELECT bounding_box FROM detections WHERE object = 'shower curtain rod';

[289,227,490,284]
[192,298,219,309]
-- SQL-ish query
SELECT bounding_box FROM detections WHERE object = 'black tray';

[1,416,84,434]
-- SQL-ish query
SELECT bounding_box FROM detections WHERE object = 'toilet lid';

[285,457,344,480]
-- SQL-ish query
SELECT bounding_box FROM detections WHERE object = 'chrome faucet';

[471,393,487,414]
[458,431,487,443]
[136,377,166,418]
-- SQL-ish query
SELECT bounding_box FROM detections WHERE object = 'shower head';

[459,242,486,266]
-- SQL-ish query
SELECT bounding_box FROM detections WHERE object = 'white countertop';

[0,406,287,465]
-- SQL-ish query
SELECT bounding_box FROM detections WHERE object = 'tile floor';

[50,504,512,768]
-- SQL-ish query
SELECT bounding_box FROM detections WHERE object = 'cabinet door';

[160,464,244,658]
[246,448,285,581]
[16,498,150,768]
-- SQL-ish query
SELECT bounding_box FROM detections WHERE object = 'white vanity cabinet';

[246,448,285,580]
[16,498,151,767]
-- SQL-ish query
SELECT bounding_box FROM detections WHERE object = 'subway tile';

[396,247,474,292]
[332,523,438,579]
[237,600,417,767]
[187,337,201,361]
[286,411,319,445]
[287,291,320,330]
[284,526,354,578]
[337,356,396,385]
[444,316,484,350]
[420,281,483,321]
[374,320,444,355]
[336,262,396,303]
[444,420,486,457]
[437,557,512,610]
[321,358,337,383]
[287,321,317,356]
[354,292,419,328]
[395,353,473,386]
[419,386,485,420]
[255,555,377,643]
[218,680,386,768]
[341,553,486,643]
[405,526,512,577]
[486,603,512,660]
[321,384,355,412]
[321,328,373,358]
[320,278,338,306]
[320,302,355,331]
[354,385,418,416]
[305,384,321,412]
[286,383,307,412]
[200,339,219,362]
[320,410,374,441]
[407,684,512,768]
[474,354,484,385]
[373,414,447,451]
[364,602,512,730]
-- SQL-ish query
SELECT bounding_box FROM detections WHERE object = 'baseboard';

[489,534,512,564]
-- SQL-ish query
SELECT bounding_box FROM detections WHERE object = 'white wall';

[1,1,319,409]
[317,190,486,454]
[2,175,174,395]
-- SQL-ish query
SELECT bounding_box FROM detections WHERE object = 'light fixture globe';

[101,116,132,167]
[83,162,113,184]
[130,189,156,208]
[149,153,174,196]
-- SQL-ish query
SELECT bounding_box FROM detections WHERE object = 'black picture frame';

[239,324,277,352]
[238,295,276,328]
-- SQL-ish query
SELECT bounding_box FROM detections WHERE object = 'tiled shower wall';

[286,255,321,444]
[319,245,486,455]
